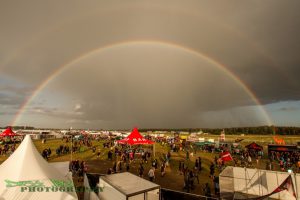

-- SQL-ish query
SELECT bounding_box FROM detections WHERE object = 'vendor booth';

[98,172,160,200]
[117,128,155,156]
[0,126,20,137]
[246,142,263,156]
[268,144,299,154]
[246,142,263,151]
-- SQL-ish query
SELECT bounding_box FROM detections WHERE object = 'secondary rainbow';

[12,40,273,126]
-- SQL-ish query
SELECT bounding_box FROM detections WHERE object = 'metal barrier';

[161,188,220,200]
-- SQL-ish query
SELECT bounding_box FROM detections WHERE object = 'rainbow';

[12,40,273,126]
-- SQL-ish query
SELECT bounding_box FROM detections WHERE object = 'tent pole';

[71,135,73,161]
[259,169,261,196]
[276,171,279,199]
[245,167,248,199]
[294,173,298,199]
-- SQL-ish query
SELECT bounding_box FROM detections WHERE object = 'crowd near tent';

[0,126,20,137]
[268,144,299,154]
[0,135,78,200]
[245,142,263,151]
[194,141,215,146]
[117,128,155,155]
[117,128,154,145]
[219,166,299,200]
[98,172,160,200]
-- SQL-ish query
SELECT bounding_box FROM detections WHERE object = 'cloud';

[1,0,300,128]
[27,106,83,118]
[74,103,82,111]
[0,84,33,109]
[279,107,300,112]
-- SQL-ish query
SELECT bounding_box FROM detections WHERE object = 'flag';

[220,151,232,162]
[272,175,296,198]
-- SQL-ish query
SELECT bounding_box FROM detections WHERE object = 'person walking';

[97,149,101,158]
[126,161,130,172]
[198,157,202,172]
[138,163,144,177]
[209,162,215,178]
[195,158,199,170]
[161,162,166,177]
[203,183,211,198]
[179,161,183,175]
[193,168,199,184]
[186,151,190,160]
[213,176,220,195]
[148,167,155,182]
[183,170,190,192]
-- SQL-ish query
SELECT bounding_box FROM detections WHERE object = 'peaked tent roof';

[0,126,20,137]
[80,130,88,135]
[0,135,77,199]
[245,142,263,150]
[117,128,154,145]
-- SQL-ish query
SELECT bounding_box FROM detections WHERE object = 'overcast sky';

[0,0,300,129]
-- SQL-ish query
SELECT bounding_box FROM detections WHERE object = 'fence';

[161,188,220,200]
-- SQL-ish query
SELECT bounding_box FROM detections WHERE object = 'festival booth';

[0,127,20,137]
[217,141,242,153]
[44,131,64,139]
[192,141,215,153]
[194,141,215,146]
[268,144,299,154]
[0,135,78,200]
[245,142,263,156]
[98,172,160,200]
[245,142,263,152]
[117,128,155,156]
[0,126,21,144]
[219,166,299,200]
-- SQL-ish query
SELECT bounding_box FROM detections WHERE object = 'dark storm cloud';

[27,106,83,118]
[42,45,271,129]
[0,85,33,107]
[1,0,300,128]
[279,107,300,112]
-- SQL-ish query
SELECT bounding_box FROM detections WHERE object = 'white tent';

[99,172,160,200]
[0,135,78,200]
[219,166,299,200]
[84,174,100,200]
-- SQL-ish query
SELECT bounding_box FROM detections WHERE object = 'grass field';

[0,134,299,197]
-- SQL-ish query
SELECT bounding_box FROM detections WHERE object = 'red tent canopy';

[117,128,154,145]
[0,127,20,137]
[80,130,88,135]
[245,142,263,151]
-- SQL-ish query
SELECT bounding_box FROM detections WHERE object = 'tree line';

[139,126,300,135]
[2,126,300,135]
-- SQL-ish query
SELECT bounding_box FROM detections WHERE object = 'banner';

[221,151,233,162]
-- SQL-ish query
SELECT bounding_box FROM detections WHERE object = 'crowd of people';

[69,160,88,182]
[4,132,300,199]
[99,137,223,198]
[0,143,16,156]
[269,151,300,172]
[42,148,52,160]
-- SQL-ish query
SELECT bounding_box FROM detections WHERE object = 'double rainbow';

[12,40,272,126]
